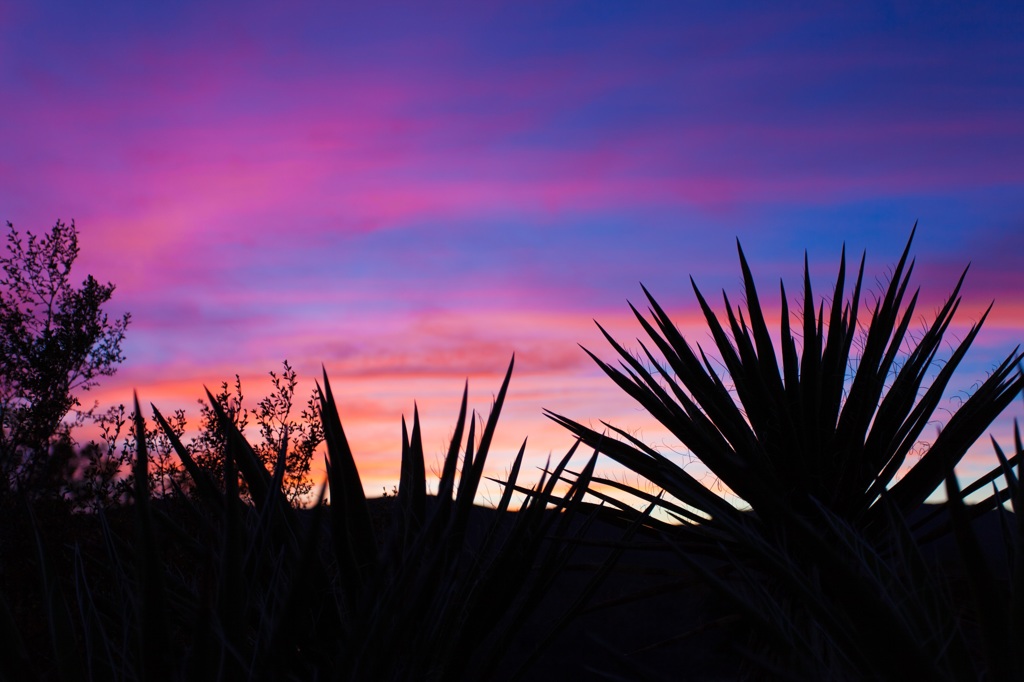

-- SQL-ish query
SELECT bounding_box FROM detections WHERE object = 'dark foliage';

[0,220,130,500]
[549,228,1024,678]
[0,359,600,681]
[2,224,1022,680]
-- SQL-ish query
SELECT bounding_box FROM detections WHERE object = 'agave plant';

[3,358,599,681]
[548,228,1024,677]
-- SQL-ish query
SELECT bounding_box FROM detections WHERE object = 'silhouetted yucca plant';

[548,228,1024,677]
[677,413,1024,681]
[550,228,1022,537]
[6,358,596,681]
[303,356,598,681]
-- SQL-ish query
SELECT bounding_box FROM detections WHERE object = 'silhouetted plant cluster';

[2,221,1023,680]
[552,228,1024,678]
[0,360,600,681]
[190,361,322,503]
[111,361,323,507]
[1,221,321,511]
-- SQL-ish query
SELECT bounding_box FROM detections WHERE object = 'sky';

[1,1,1022,503]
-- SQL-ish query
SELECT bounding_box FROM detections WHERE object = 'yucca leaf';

[864,311,1007,515]
[585,331,764,510]
[887,349,1024,516]
[686,283,764,447]
[910,431,1022,534]
[436,381,468,508]
[494,437,528,515]
[132,393,169,682]
[152,403,223,507]
[833,229,916,452]
[219,430,246,680]
[860,272,966,478]
[817,245,850,432]
[204,386,273,510]
[450,355,514,543]
[473,355,514,469]
[575,471,709,527]
[398,406,426,533]
[991,430,1020,505]
[446,408,477,544]
[245,427,301,571]
[777,280,800,396]
[737,241,785,402]
[318,367,377,584]
[590,331,737,478]
[544,411,729,523]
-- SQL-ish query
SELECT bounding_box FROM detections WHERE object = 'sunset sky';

[2,1,1022,501]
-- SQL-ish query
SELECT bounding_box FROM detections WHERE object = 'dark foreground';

[2,495,1011,681]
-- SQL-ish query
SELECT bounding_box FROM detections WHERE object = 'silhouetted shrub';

[0,219,130,501]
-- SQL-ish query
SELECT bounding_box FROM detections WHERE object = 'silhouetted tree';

[0,220,130,498]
